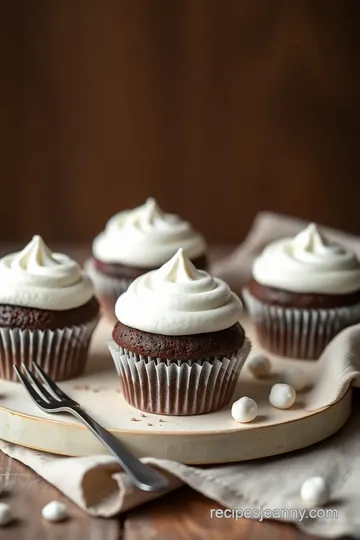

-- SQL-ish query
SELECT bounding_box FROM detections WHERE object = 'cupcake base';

[93,253,209,280]
[0,319,99,381]
[85,254,209,322]
[243,288,360,359]
[108,338,251,415]
[84,259,132,321]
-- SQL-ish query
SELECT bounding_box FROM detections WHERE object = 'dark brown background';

[1,0,359,245]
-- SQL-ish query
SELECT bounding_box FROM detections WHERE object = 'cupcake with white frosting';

[85,198,207,320]
[0,236,100,381]
[243,224,360,359]
[108,249,250,415]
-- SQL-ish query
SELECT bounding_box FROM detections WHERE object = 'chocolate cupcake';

[0,236,100,381]
[108,249,251,415]
[85,198,207,320]
[243,224,360,359]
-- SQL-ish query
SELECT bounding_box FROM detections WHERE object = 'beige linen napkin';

[2,212,360,538]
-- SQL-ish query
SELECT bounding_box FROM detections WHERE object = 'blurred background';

[1,1,359,247]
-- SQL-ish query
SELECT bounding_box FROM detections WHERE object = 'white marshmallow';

[281,367,307,392]
[247,355,271,378]
[231,397,258,423]
[41,501,68,522]
[0,503,12,526]
[300,477,329,506]
[269,383,296,409]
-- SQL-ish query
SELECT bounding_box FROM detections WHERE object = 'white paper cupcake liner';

[108,338,251,415]
[0,318,98,382]
[243,288,360,359]
[84,259,132,319]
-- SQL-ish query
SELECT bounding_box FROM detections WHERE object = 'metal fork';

[13,362,169,493]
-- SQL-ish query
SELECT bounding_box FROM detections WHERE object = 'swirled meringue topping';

[93,198,207,267]
[115,248,243,335]
[0,236,94,310]
[252,223,360,294]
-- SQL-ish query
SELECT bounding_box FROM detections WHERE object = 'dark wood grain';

[1,1,360,244]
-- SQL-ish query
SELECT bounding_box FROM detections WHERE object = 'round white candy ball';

[41,501,68,522]
[0,503,12,526]
[281,367,307,392]
[247,355,271,378]
[300,476,329,506]
[269,383,296,409]
[231,397,258,423]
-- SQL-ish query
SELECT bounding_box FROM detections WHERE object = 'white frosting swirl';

[0,236,94,310]
[252,223,360,294]
[115,248,243,335]
[93,198,206,267]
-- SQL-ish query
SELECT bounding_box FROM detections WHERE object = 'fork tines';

[13,362,76,410]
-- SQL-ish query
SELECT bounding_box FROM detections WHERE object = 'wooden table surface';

[0,244,334,539]
[0,452,326,540]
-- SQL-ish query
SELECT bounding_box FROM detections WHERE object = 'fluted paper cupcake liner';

[242,288,360,359]
[84,259,132,320]
[0,318,99,382]
[108,338,251,415]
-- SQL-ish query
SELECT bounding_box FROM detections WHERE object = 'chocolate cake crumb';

[159,419,164,422]
[131,417,139,422]
[147,423,153,426]
[141,413,146,418]
[0,297,99,330]
[93,254,208,280]
[247,277,360,309]
[113,321,245,360]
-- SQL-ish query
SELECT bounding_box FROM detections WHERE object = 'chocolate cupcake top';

[252,223,360,294]
[115,249,243,336]
[0,236,94,310]
[92,198,206,268]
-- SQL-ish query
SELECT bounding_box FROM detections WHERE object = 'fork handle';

[67,406,169,492]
